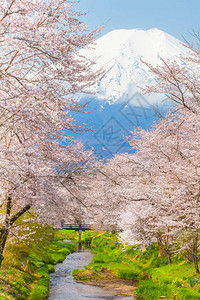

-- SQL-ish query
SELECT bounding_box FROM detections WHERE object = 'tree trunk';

[0,228,9,268]
[0,198,31,268]
[0,195,12,267]
[157,233,172,264]
[165,235,172,264]
[167,253,172,265]
[157,234,165,257]
[193,255,199,274]
[192,235,199,274]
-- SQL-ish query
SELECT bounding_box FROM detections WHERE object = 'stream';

[48,244,135,300]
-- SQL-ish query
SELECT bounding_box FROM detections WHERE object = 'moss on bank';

[73,231,200,300]
[0,228,75,300]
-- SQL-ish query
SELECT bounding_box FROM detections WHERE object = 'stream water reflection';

[48,247,135,300]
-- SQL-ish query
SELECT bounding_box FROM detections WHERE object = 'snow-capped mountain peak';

[81,28,188,104]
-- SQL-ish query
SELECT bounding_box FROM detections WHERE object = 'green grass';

[117,269,140,280]
[73,231,200,300]
[136,280,172,300]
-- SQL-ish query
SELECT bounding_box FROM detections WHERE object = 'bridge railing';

[55,222,123,232]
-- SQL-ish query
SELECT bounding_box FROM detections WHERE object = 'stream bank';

[49,246,135,300]
[77,276,137,296]
[0,227,75,300]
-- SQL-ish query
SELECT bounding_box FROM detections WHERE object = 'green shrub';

[47,264,55,273]
[118,269,139,280]
[92,265,104,273]
[92,255,106,264]
[174,279,183,288]
[82,231,96,245]
[152,258,169,268]
[38,273,50,286]
[136,280,172,300]
[188,277,198,288]
[29,285,49,300]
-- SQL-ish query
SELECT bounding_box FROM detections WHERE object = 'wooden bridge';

[56,221,122,248]
[58,222,92,247]
[60,222,92,231]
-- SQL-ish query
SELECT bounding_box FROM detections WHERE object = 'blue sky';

[76,0,200,42]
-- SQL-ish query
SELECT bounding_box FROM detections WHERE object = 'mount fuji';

[72,28,189,158]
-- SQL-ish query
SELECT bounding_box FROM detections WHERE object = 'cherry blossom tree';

[144,35,200,113]
[96,109,200,270]
[0,0,102,267]
[101,37,200,270]
[140,35,200,270]
[121,110,200,263]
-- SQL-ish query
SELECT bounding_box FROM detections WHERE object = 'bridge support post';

[61,219,64,229]
[78,224,82,250]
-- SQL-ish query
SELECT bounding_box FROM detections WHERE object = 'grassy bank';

[72,231,200,300]
[0,228,75,300]
[2,228,200,300]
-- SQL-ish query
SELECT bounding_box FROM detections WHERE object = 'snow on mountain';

[80,28,188,105]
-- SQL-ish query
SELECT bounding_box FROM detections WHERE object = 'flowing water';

[48,246,135,300]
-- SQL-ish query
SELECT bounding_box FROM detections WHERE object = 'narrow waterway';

[48,246,135,300]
